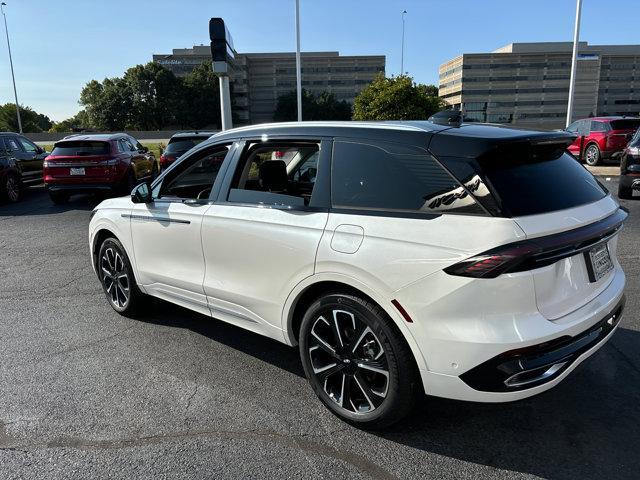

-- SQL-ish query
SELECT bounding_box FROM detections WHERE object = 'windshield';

[51,141,110,156]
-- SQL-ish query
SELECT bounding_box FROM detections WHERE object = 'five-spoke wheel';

[300,293,419,428]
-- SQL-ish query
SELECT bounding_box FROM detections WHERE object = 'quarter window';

[228,142,321,207]
[4,138,21,152]
[331,140,485,215]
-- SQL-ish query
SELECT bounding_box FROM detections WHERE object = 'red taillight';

[274,150,284,159]
[445,244,538,278]
[160,155,175,167]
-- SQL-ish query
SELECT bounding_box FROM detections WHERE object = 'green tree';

[49,110,92,132]
[0,103,52,132]
[180,62,222,129]
[274,89,352,121]
[352,74,444,121]
[80,78,132,131]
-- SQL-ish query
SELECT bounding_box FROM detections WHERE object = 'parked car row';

[0,131,217,204]
[566,116,640,166]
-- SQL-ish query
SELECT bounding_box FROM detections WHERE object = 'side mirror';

[140,146,149,153]
[131,182,152,204]
[36,146,45,154]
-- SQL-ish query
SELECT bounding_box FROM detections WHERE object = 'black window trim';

[329,136,491,218]
[214,136,332,212]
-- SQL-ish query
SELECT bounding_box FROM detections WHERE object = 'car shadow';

[135,298,640,479]
[0,186,102,217]
[137,298,305,378]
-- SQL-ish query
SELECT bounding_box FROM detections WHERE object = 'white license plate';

[69,167,85,176]
[587,244,613,282]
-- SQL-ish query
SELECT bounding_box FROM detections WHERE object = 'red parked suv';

[43,133,157,204]
[566,116,640,166]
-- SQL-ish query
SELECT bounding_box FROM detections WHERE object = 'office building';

[153,46,385,124]
[439,42,640,129]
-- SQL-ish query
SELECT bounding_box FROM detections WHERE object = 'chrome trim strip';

[120,213,190,224]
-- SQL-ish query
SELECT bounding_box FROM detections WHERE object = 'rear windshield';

[51,141,110,156]
[610,119,640,131]
[165,137,207,154]
[476,152,607,217]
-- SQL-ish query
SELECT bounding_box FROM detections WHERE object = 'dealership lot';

[0,179,639,479]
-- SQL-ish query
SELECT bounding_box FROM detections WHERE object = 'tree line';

[6,66,445,133]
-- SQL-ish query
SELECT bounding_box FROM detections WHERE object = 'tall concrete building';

[153,46,385,124]
[439,42,640,129]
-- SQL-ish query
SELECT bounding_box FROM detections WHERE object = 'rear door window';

[51,141,110,156]
[331,139,485,215]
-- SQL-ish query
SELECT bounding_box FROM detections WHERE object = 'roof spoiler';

[428,110,463,127]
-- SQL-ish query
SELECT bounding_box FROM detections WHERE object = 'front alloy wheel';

[3,174,20,203]
[98,237,143,316]
[300,293,419,428]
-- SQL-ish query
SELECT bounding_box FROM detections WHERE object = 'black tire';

[97,237,145,316]
[584,143,601,166]
[1,172,21,203]
[299,293,420,429]
[49,190,69,205]
[618,183,633,200]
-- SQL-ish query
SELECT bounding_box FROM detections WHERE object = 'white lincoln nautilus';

[89,121,626,428]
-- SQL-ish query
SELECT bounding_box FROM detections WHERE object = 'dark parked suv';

[618,127,640,199]
[0,132,48,203]
[44,133,157,204]
[159,131,214,170]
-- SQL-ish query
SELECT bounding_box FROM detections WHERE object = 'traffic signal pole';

[219,76,232,131]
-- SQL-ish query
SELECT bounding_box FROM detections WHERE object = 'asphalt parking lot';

[1,178,639,480]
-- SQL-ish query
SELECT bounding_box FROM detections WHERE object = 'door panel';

[201,205,328,336]
[129,201,212,316]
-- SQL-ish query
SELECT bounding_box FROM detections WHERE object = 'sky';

[1,0,640,122]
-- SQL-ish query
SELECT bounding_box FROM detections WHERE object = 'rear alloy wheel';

[98,237,144,316]
[2,173,20,203]
[299,293,419,429]
[584,144,601,166]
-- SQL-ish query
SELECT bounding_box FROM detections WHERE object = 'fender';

[282,271,430,375]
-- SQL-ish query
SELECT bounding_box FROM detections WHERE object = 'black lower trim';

[47,184,115,193]
[460,295,625,392]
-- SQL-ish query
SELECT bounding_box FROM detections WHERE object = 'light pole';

[566,0,583,127]
[295,0,302,121]
[1,2,22,133]
[400,10,407,75]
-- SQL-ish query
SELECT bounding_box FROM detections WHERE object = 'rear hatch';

[436,132,624,320]
[45,141,114,181]
[607,119,640,151]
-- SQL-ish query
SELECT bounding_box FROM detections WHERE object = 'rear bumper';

[414,266,625,402]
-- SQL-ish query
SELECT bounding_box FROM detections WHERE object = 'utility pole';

[295,0,302,121]
[1,2,22,133]
[401,10,407,75]
[566,0,583,127]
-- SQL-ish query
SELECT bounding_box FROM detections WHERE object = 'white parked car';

[89,121,627,428]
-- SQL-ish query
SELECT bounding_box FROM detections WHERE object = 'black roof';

[202,121,576,159]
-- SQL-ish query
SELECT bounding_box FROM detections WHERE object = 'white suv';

[89,121,626,428]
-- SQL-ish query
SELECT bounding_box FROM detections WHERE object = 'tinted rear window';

[331,140,485,215]
[166,137,208,153]
[610,119,640,130]
[477,152,607,217]
[51,141,110,156]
